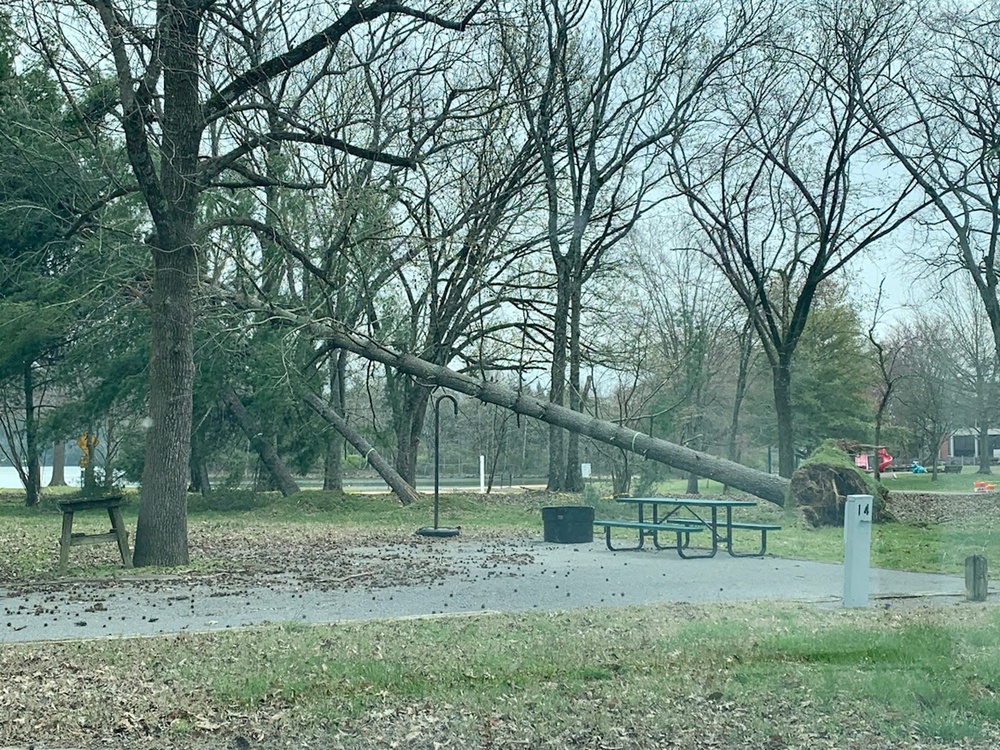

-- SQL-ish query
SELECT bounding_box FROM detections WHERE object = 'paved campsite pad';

[0,537,974,643]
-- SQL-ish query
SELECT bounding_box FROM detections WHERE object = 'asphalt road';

[0,537,975,644]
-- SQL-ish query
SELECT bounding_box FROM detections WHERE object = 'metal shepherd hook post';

[416,393,461,538]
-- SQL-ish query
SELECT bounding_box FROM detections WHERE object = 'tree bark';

[224,388,300,497]
[547,261,570,491]
[23,362,40,506]
[686,473,700,494]
[388,382,432,487]
[254,306,791,505]
[134,245,195,567]
[82,431,98,493]
[323,351,347,491]
[564,276,584,492]
[976,381,992,473]
[188,429,212,496]
[49,441,67,487]
[725,321,754,492]
[773,359,795,479]
[299,387,420,505]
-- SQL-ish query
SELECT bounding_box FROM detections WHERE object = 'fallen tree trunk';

[298,387,421,506]
[224,388,301,497]
[229,293,791,505]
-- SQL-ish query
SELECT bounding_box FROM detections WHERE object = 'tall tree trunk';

[224,388,300,497]
[873,415,884,483]
[188,429,212,496]
[82,431,98,493]
[686,473,700,494]
[134,245,196,566]
[324,439,344,492]
[323,350,347,492]
[300,387,420,505]
[564,276,584,492]
[132,1,204,567]
[390,383,432,487]
[977,381,992,473]
[773,358,795,479]
[548,263,570,491]
[23,362,40,506]
[49,441,67,487]
[728,322,754,464]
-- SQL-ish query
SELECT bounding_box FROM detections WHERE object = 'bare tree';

[373,80,544,487]
[893,316,961,477]
[669,0,922,477]
[632,245,742,493]
[852,1,1000,365]
[501,0,772,491]
[927,278,999,473]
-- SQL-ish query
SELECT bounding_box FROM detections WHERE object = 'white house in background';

[942,428,1000,462]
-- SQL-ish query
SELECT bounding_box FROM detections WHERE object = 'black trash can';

[542,505,595,544]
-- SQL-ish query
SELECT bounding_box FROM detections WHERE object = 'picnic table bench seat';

[664,518,781,556]
[593,518,703,552]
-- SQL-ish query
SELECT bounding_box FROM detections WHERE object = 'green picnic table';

[595,497,780,558]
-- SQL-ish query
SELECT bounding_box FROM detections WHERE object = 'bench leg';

[602,525,645,551]
[727,530,768,557]
[107,507,133,568]
[59,511,74,574]
[676,540,718,559]
[652,530,694,552]
[676,525,718,559]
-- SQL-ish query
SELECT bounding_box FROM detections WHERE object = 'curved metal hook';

[435,393,458,418]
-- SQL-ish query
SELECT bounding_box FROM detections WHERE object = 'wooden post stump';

[965,555,988,602]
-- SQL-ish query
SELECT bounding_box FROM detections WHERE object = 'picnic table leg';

[603,524,645,551]
[653,529,695,552]
[676,506,719,559]
[59,510,74,574]
[724,506,771,557]
[725,506,734,555]
[650,504,676,549]
[107,506,133,568]
[727,529,770,557]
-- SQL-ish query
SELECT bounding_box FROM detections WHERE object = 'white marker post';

[479,455,486,494]
[843,494,873,608]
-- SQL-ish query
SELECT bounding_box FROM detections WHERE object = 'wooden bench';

[942,464,963,474]
[57,495,133,574]
[593,519,703,552]
[665,518,781,557]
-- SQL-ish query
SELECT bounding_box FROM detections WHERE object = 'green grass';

[760,513,1000,574]
[724,619,999,742]
[880,466,989,492]
[5,603,1000,748]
